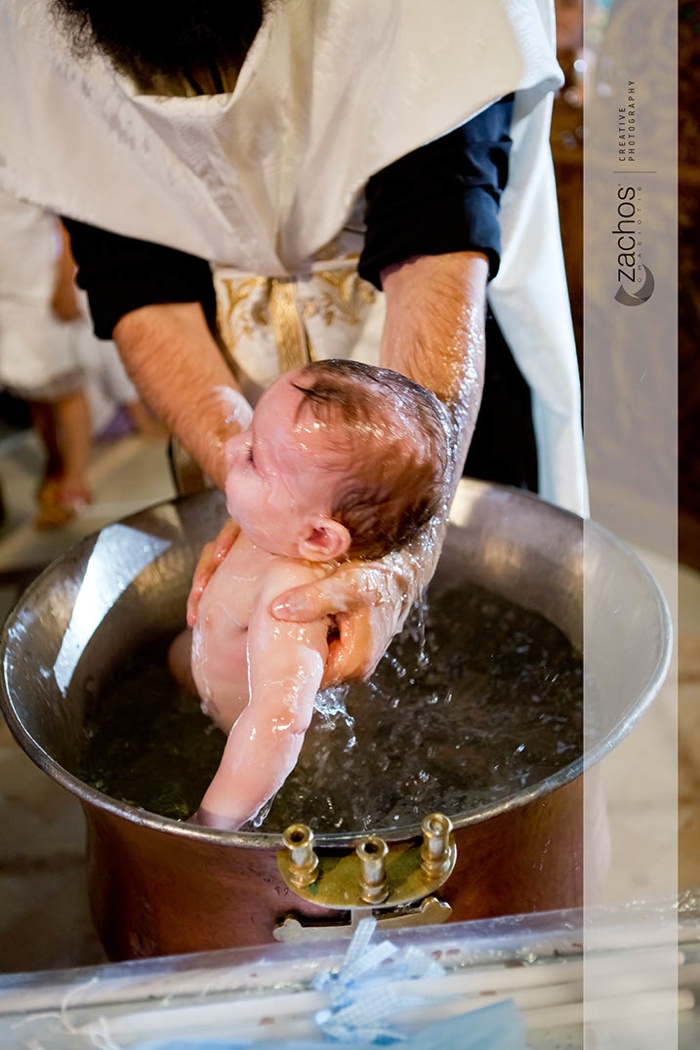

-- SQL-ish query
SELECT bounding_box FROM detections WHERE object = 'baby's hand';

[186,517,240,626]
[187,807,243,832]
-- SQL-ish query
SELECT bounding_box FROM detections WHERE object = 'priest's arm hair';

[114,301,241,490]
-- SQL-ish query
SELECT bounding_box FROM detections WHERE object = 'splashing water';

[79,584,587,833]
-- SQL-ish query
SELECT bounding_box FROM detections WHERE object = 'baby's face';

[224,372,342,556]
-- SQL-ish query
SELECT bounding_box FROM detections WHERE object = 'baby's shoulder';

[250,557,334,630]
[259,555,330,596]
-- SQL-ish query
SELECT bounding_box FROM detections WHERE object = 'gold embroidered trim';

[215,266,376,375]
[268,279,309,372]
[301,268,376,328]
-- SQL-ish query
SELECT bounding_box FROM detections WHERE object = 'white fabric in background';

[0,189,77,393]
[0,190,138,432]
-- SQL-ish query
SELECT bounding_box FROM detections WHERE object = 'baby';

[170,359,450,831]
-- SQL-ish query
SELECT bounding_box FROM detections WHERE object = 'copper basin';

[0,481,672,958]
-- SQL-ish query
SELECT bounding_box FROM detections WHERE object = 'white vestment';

[0,0,587,513]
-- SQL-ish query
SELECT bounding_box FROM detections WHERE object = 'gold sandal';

[34,481,92,531]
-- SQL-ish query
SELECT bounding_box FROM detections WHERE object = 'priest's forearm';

[378,251,488,601]
[270,251,488,672]
[379,250,488,489]
[114,301,242,489]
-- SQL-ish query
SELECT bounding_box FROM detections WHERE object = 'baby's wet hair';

[291,359,452,559]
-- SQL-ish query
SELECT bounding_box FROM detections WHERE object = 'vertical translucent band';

[583,0,678,1044]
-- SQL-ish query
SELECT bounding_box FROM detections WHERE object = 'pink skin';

[222,371,351,561]
[193,555,330,830]
[179,372,352,830]
[178,361,465,830]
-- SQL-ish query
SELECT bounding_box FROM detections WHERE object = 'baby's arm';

[195,560,329,831]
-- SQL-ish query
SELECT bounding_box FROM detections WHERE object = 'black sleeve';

[61,218,218,340]
[358,94,514,290]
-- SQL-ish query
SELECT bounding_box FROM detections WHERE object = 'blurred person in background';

[0,190,163,529]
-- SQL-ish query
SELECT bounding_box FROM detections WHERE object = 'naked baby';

[169,359,450,831]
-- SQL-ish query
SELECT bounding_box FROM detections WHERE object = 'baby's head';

[224,360,451,561]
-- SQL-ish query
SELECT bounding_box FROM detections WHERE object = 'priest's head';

[50,1,267,86]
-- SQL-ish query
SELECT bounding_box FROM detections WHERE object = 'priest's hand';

[270,520,445,685]
[186,517,240,626]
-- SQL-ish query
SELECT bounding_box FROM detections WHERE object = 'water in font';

[79,583,586,833]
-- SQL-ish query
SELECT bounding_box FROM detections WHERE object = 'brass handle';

[276,813,457,910]
[274,897,453,942]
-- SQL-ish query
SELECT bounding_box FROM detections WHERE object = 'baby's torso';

[191,534,331,729]
[198,535,277,631]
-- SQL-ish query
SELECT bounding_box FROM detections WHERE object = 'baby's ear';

[298,516,351,562]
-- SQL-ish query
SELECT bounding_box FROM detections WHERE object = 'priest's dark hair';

[50,1,266,85]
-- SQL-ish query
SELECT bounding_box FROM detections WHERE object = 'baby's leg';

[167,629,198,696]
